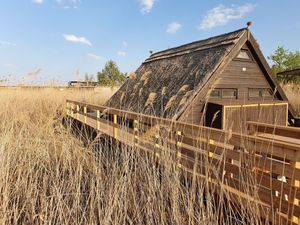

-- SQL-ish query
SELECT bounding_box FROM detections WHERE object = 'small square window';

[249,89,260,98]
[261,89,273,98]
[210,89,221,98]
[222,89,237,99]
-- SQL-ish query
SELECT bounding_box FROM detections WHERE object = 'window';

[222,89,237,99]
[249,88,260,98]
[261,89,273,98]
[236,49,252,60]
[249,88,273,99]
[210,89,221,98]
[210,88,237,99]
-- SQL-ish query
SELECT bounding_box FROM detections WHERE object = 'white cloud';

[57,0,81,4]
[199,3,255,29]
[166,22,182,34]
[117,51,126,56]
[139,0,155,14]
[87,53,102,61]
[32,0,44,4]
[63,34,92,46]
[57,0,81,9]
[3,64,15,68]
[123,41,128,47]
[0,41,16,47]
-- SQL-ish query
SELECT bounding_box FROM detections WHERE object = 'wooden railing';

[66,100,300,224]
[247,121,300,142]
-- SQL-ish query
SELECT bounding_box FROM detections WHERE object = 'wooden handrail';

[66,100,300,156]
[247,121,300,140]
[66,99,300,224]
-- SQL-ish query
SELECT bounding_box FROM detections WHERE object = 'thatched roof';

[106,28,247,118]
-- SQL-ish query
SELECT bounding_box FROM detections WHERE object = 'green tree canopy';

[97,60,127,86]
[268,46,300,82]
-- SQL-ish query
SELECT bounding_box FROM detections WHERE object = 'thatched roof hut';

[106,28,296,128]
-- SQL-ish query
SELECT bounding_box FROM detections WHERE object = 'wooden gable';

[178,29,296,126]
[213,43,273,100]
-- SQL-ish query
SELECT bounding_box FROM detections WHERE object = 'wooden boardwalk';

[66,99,300,225]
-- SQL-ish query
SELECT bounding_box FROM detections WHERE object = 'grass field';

[0,86,299,225]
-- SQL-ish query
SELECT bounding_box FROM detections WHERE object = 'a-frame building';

[106,28,295,131]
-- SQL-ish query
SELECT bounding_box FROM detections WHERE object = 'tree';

[84,73,94,83]
[97,60,127,86]
[268,46,300,82]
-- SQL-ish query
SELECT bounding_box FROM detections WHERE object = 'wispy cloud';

[199,3,255,29]
[117,51,126,57]
[123,41,128,47]
[139,0,155,14]
[56,0,81,4]
[87,53,102,61]
[166,22,182,34]
[57,0,81,8]
[0,41,16,47]
[3,64,16,68]
[32,0,44,4]
[63,34,92,46]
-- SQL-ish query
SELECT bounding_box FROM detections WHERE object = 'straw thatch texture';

[106,29,246,118]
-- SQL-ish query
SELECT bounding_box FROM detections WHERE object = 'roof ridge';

[148,28,247,60]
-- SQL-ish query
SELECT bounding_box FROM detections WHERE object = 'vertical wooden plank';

[71,103,74,117]
[133,120,139,146]
[113,114,118,138]
[76,104,80,119]
[176,131,182,168]
[97,110,100,130]
[291,160,300,224]
[84,106,87,123]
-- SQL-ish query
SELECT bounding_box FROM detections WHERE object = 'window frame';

[210,88,238,99]
[234,49,253,62]
[248,88,274,99]
[210,89,221,99]
[221,88,238,99]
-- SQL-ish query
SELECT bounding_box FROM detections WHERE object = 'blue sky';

[0,0,299,85]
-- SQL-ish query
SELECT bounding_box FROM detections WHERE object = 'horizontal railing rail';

[247,121,300,141]
[66,99,300,224]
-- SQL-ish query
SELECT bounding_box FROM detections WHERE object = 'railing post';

[84,106,87,123]
[247,122,257,135]
[291,160,300,224]
[97,110,100,130]
[76,104,80,120]
[71,103,74,117]
[133,120,139,146]
[113,114,118,139]
[176,131,182,168]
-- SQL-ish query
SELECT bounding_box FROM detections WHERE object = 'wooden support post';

[113,114,118,138]
[176,131,182,168]
[84,106,87,123]
[76,104,80,120]
[247,123,257,136]
[97,110,100,130]
[70,103,74,117]
[133,120,139,146]
[291,161,300,224]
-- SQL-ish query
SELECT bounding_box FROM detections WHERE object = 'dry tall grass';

[282,83,300,117]
[0,86,298,224]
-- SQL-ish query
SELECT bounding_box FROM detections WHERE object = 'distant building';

[68,81,98,87]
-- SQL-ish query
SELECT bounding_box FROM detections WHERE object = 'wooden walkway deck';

[66,99,300,225]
